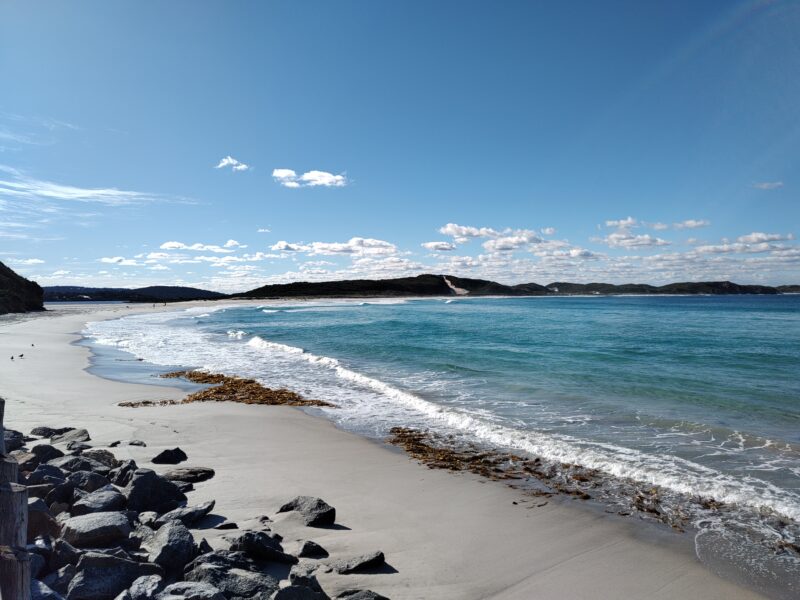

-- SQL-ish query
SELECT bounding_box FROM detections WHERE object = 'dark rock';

[155,581,225,600]
[128,440,146,447]
[143,521,197,573]
[330,551,385,574]
[274,586,328,600]
[109,460,138,487]
[82,449,119,469]
[13,449,39,471]
[67,471,111,493]
[28,464,67,485]
[125,575,165,600]
[28,498,61,541]
[31,427,74,438]
[228,530,298,564]
[198,538,213,554]
[173,481,194,493]
[51,428,90,445]
[124,469,186,514]
[277,497,336,527]
[45,481,75,506]
[66,441,93,453]
[154,500,215,528]
[288,570,327,596]
[49,539,83,570]
[72,487,127,516]
[4,428,25,451]
[28,483,56,499]
[161,467,215,483]
[336,591,389,600]
[33,444,65,464]
[42,564,76,596]
[31,579,65,600]
[62,512,132,548]
[213,521,237,530]
[67,551,163,600]
[108,441,121,448]
[30,551,47,578]
[48,456,109,476]
[184,563,279,599]
[296,541,328,559]
[151,448,187,465]
[184,550,260,574]
[137,511,159,528]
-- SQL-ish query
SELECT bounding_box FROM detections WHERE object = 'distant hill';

[43,285,225,303]
[237,275,786,299]
[777,285,800,293]
[0,261,44,314]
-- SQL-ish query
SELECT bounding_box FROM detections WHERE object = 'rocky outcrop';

[0,260,44,314]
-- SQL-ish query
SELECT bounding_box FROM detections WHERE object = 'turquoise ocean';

[84,295,800,593]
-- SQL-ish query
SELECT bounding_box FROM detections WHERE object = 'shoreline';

[0,303,773,599]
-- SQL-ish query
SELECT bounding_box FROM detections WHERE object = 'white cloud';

[438,223,501,244]
[214,156,250,172]
[272,168,347,188]
[674,219,710,229]
[148,264,170,271]
[309,237,396,256]
[752,181,783,190]
[257,228,271,233]
[650,222,669,231]
[99,256,140,266]
[605,216,637,229]
[541,227,556,235]
[736,232,794,244]
[601,232,671,248]
[271,241,309,252]
[11,257,44,265]
[159,241,234,253]
[483,231,542,253]
[224,239,246,248]
[421,241,456,252]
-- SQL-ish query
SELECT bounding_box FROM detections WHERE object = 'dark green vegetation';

[0,261,44,314]
[43,285,225,303]
[237,274,789,298]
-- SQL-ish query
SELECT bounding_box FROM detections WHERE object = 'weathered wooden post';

[0,397,31,600]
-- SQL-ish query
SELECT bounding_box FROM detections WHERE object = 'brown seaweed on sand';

[120,370,334,408]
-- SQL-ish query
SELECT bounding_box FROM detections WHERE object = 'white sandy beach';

[0,303,767,600]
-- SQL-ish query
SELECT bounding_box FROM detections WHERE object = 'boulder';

[30,551,47,578]
[213,521,237,530]
[173,481,194,494]
[154,500,215,528]
[67,471,111,493]
[228,531,298,564]
[82,449,119,469]
[47,456,109,476]
[28,498,61,541]
[128,440,147,447]
[28,483,56,499]
[27,464,67,485]
[108,441,121,448]
[143,521,197,573]
[185,563,279,600]
[296,541,328,559]
[51,428,90,445]
[109,460,138,487]
[273,586,328,600]
[330,551,385,574]
[31,427,73,438]
[4,428,25,451]
[42,564,76,596]
[66,441,92,453]
[137,511,159,528]
[277,497,336,527]
[67,552,163,600]
[45,481,75,507]
[156,581,225,600]
[123,469,186,514]
[161,467,215,483]
[61,512,132,548]
[49,539,83,570]
[151,448,187,465]
[288,570,327,596]
[336,592,389,600]
[31,579,65,600]
[71,487,127,516]
[125,575,165,600]
[32,444,65,464]
[12,449,39,470]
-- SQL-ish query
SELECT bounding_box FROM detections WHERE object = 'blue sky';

[1,0,798,291]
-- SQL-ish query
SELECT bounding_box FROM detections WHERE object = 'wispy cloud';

[215,156,250,172]
[752,181,783,190]
[736,231,794,244]
[674,219,710,229]
[421,241,456,252]
[272,168,347,188]
[159,241,235,254]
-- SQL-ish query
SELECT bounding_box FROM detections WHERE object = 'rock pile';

[9,425,389,600]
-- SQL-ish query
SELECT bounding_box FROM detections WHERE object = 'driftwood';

[0,545,30,600]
